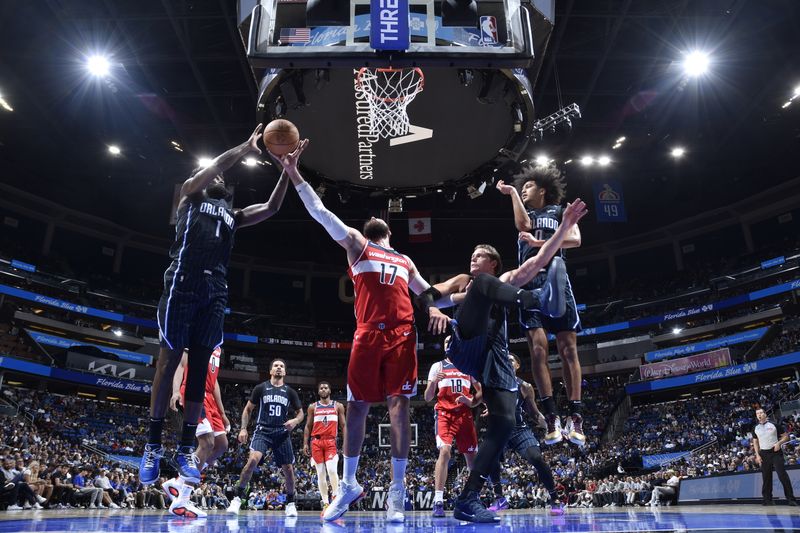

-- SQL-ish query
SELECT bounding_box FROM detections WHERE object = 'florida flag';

[408,211,432,243]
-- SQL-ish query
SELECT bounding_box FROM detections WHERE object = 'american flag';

[279,27,311,44]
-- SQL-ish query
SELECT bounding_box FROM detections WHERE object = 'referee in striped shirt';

[753,407,798,506]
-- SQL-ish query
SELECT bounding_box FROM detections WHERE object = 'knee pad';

[184,344,214,402]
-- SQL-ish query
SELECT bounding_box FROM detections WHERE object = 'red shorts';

[347,323,417,403]
[197,394,226,436]
[311,437,338,465]
[435,408,478,453]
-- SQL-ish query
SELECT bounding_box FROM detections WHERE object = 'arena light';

[0,92,13,112]
[112,328,123,337]
[534,155,549,166]
[597,155,611,167]
[243,157,258,167]
[683,51,710,77]
[616,136,626,143]
[671,147,686,159]
[783,101,792,109]
[580,156,594,167]
[107,145,121,156]
[672,327,683,334]
[86,54,111,77]
[564,159,573,165]
[198,157,214,168]
[793,84,800,98]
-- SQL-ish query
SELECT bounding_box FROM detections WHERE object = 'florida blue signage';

[370,0,410,51]
[593,180,627,222]
[645,327,768,362]
[11,259,36,272]
[0,355,152,395]
[27,330,153,365]
[761,256,785,270]
[642,451,692,469]
[626,350,800,394]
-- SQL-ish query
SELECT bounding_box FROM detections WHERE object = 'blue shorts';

[157,270,227,350]
[250,427,295,467]
[518,269,581,333]
[507,426,540,455]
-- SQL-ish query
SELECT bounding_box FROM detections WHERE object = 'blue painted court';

[2,507,800,532]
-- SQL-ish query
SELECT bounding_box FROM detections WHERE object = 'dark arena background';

[1,0,800,532]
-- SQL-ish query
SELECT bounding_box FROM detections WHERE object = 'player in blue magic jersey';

[141,125,292,519]
[496,164,585,448]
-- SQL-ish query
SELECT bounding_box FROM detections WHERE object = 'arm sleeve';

[288,388,302,412]
[249,383,264,405]
[427,362,442,382]
[295,182,349,241]
[408,271,431,295]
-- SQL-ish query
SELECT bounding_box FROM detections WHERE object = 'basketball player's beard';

[206,182,230,200]
[319,392,330,400]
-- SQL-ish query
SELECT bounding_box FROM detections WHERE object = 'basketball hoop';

[356,67,425,139]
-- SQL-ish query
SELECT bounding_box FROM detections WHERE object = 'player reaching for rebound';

[424,350,482,518]
[227,359,303,516]
[140,124,290,519]
[426,198,587,522]
[161,347,231,514]
[486,353,564,516]
[268,140,450,523]
[302,381,345,512]
[497,165,584,446]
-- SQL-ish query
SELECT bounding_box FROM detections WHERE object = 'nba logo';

[480,16,498,45]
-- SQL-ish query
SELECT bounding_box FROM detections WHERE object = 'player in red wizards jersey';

[164,347,230,516]
[269,141,450,523]
[303,381,345,511]
[424,346,483,517]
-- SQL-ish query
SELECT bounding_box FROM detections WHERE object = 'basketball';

[262,119,300,156]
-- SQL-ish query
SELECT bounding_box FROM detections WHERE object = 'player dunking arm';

[268,140,450,523]
[161,348,231,505]
[425,351,482,518]
[227,359,304,516]
[496,165,585,446]
[141,125,291,519]
[302,381,345,512]
[426,199,587,523]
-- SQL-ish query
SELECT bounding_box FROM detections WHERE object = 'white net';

[356,67,425,139]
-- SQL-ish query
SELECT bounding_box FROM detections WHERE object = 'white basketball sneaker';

[322,480,365,521]
[386,482,406,523]
[285,502,298,517]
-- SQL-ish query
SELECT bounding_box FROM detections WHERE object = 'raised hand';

[268,139,310,173]
[562,198,588,226]
[495,180,516,196]
[247,123,264,154]
[428,307,451,334]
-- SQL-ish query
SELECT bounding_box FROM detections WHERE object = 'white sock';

[391,457,408,487]
[434,490,444,503]
[343,455,360,484]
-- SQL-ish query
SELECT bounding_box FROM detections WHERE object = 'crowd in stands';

[758,319,800,361]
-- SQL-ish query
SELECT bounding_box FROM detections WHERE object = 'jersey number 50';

[268,404,282,417]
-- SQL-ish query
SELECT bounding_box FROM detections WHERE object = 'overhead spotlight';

[86,54,111,77]
[466,181,487,199]
[564,159,573,165]
[580,156,594,167]
[107,145,121,156]
[597,155,611,167]
[441,0,478,27]
[112,328,123,337]
[672,327,683,335]
[683,50,710,77]
[198,157,214,168]
[616,136,626,143]
[388,197,403,213]
[243,157,258,167]
[534,155,549,166]
[794,85,800,98]
[782,101,792,109]
[0,92,13,112]
[612,143,622,150]
[670,147,686,159]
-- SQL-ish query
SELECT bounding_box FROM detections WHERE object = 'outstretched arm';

[501,199,588,287]
[268,140,366,260]
[181,124,263,198]
[238,172,290,228]
[407,259,450,334]
[496,180,532,232]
